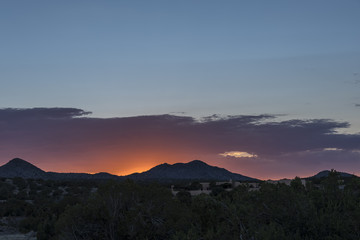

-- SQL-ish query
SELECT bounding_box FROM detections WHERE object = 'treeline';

[0,171,360,239]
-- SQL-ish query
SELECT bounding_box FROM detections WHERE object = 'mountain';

[0,158,257,181]
[2,158,358,182]
[0,158,120,180]
[46,171,120,180]
[0,158,47,179]
[308,170,356,179]
[127,160,258,181]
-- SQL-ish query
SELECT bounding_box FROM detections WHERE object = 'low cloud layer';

[0,108,359,179]
[0,108,91,120]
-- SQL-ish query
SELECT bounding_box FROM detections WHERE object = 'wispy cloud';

[219,151,257,158]
[323,148,342,151]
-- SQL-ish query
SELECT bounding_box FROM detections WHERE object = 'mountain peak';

[6,158,42,169]
[129,160,257,181]
[309,170,355,179]
[8,157,31,165]
[0,158,46,179]
[188,160,207,165]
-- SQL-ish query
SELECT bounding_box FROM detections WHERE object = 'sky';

[0,1,360,179]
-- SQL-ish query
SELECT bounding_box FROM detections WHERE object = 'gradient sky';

[1,1,360,179]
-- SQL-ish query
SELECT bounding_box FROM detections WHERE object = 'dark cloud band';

[0,108,91,121]
[0,108,359,157]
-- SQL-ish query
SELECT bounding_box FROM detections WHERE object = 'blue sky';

[1,1,360,129]
[0,1,360,177]
[1,108,359,179]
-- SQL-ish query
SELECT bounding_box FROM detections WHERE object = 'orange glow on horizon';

[116,164,155,176]
[5,149,359,180]
[83,150,192,176]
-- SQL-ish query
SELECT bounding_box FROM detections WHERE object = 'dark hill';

[308,170,356,179]
[0,158,256,181]
[127,160,258,181]
[0,158,120,180]
[0,158,47,179]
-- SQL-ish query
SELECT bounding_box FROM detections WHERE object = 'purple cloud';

[0,108,359,178]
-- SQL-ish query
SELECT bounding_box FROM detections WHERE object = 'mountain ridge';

[0,158,357,181]
[0,158,120,180]
[127,159,257,181]
[0,158,258,181]
[306,170,356,179]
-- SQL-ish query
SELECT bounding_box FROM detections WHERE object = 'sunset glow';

[1,1,360,180]
[0,109,359,180]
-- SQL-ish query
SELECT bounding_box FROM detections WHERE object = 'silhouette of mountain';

[0,158,258,181]
[0,158,120,180]
[46,171,120,180]
[4,158,356,182]
[308,170,356,179]
[127,160,258,181]
[0,158,47,179]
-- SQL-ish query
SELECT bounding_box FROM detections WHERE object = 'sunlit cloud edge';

[219,151,258,158]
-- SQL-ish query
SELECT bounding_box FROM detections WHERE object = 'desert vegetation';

[0,171,359,239]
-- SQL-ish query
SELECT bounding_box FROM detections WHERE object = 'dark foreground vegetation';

[0,171,359,240]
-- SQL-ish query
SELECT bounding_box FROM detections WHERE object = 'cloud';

[219,151,257,158]
[1,108,359,156]
[323,148,342,151]
[0,108,91,121]
[0,107,359,177]
[355,104,360,107]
